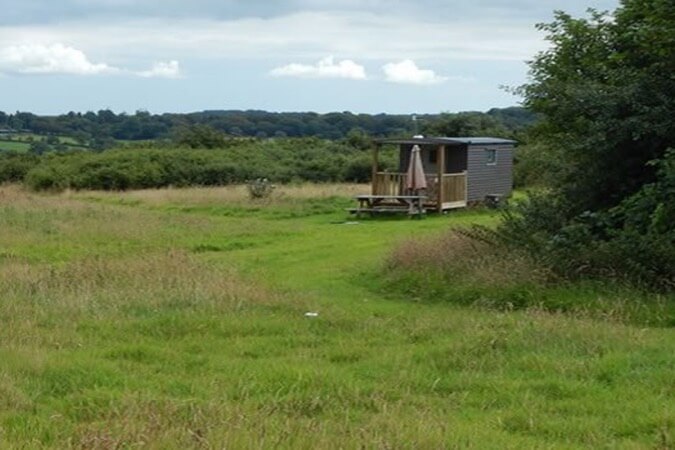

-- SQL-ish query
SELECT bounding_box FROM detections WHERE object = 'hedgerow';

[1,138,397,191]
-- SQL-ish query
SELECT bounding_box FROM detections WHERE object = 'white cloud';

[0,42,183,79]
[270,56,366,80]
[382,59,447,85]
[0,12,546,65]
[0,43,116,75]
[137,60,181,78]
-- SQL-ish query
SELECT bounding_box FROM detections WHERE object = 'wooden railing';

[441,171,467,204]
[373,172,407,196]
[373,171,467,205]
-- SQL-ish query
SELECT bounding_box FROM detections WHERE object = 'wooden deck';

[372,171,467,211]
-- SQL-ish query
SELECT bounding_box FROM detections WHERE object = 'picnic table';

[349,194,427,218]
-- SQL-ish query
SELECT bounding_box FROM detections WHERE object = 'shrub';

[15,138,400,191]
[342,153,373,183]
[513,143,561,188]
[496,151,675,291]
[0,153,40,183]
[247,178,275,199]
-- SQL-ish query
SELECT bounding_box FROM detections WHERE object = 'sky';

[0,0,619,115]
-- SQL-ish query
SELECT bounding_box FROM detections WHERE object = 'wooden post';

[437,145,445,213]
[371,143,380,195]
[463,169,468,204]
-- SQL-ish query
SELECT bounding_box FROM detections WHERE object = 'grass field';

[0,140,30,153]
[0,134,89,153]
[0,184,673,448]
[3,134,80,145]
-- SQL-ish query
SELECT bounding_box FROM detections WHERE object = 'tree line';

[0,107,536,143]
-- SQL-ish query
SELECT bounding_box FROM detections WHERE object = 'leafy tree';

[0,108,537,143]
[422,112,510,138]
[45,135,60,145]
[29,141,51,155]
[89,136,116,151]
[173,124,229,149]
[72,131,91,146]
[519,2,675,213]
[0,152,40,182]
[344,128,371,150]
[499,0,675,289]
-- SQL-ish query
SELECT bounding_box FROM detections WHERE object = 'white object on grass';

[304,312,319,317]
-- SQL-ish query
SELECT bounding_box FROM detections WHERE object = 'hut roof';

[374,136,517,146]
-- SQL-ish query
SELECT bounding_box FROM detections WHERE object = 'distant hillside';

[0,107,537,144]
[487,106,540,130]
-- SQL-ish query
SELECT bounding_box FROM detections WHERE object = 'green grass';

[0,140,30,153]
[6,133,79,144]
[0,184,673,448]
[0,137,89,154]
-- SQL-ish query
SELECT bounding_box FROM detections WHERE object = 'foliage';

[172,124,230,149]
[246,177,275,199]
[0,108,536,190]
[384,225,673,325]
[422,111,511,138]
[496,152,675,290]
[512,140,562,188]
[28,141,52,155]
[341,152,374,183]
[0,152,40,183]
[0,107,537,142]
[519,3,675,213]
[10,138,399,191]
[499,0,675,290]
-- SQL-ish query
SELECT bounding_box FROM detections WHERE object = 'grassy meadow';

[0,184,673,448]
[0,141,30,153]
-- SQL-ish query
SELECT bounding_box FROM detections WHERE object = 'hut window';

[486,149,497,165]
[429,149,437,164]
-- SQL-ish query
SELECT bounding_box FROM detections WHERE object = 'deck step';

[441,201,467,210]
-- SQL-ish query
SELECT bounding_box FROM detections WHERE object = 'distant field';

[6,133,79,144]
[0,184,672,448]
[0,133,89,151]
[0,140,30,152]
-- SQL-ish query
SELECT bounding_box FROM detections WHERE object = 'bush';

[0,153,40,183]
[496,151,675,291]
[513,143,561,188]
[342,153,373,183]
[247,178,275,199]
[16,138,394,191]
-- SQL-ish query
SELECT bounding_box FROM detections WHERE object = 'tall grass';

[0,185,673,448]
[77,182,369,207]
[388,229,551,288]
[385,229,674,325]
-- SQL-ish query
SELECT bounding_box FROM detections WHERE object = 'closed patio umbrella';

[406,145,427,192]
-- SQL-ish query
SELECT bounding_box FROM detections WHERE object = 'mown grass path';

[0,185,673,449]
